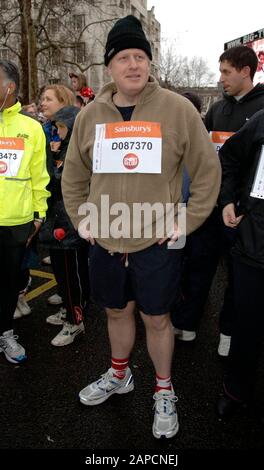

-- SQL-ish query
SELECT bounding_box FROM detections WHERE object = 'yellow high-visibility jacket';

[0,101,50,226]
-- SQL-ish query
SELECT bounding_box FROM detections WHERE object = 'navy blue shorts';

[89,242,183,315]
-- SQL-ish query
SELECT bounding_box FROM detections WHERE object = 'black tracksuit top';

[205,83,264,132]
[219,108,264,269]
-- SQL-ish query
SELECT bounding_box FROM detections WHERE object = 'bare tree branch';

[160,45,215,88]
[0,0,122,102]
[77,17,118,43]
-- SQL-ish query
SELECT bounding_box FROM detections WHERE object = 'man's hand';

[222,203,244,228]
[26,220,42,247]
[78,221,95,245]
[158,222,179,246]
[84,233,95,245]
[50,141,61,152]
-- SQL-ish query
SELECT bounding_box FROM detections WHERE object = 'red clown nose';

[53,228,66,240]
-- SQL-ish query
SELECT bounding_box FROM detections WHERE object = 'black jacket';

[219,109,264,269]
[205,83,264,132]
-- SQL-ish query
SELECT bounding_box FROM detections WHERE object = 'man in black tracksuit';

[216,108,264,417]
[172,46,264,354]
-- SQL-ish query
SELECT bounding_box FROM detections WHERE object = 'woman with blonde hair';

[41,85,75,169]
[44,84,75,105]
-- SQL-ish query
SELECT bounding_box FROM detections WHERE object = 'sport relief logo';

[0,161,7,174]
[123,153,139,170]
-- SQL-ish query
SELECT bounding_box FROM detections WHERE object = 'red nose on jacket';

[53,228,66,240]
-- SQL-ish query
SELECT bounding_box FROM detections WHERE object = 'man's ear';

[241,65,251,79]
[107,64,112,78]
[7,82,16,95]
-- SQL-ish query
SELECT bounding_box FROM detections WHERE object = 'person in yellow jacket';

[0,60,50,363]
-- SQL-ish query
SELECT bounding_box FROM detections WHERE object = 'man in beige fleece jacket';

[62,15,221,439]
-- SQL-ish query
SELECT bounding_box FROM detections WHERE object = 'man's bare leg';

[140,311,174,377]
[106,300,136,358]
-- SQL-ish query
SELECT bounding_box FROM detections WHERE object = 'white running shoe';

[0,329,27,364]
[173,328,196,341]
[218,333,231,357]
[24,276,32,293]
[46,307,66,325]
[47,293,63,305]
[152,389,179,439]
[51,321,85,346]
[79,367,134,406]
[13,294,31,319]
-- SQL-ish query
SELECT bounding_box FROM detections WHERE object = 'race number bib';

[93,121,162,173]
[210,131,234,154]
[0,137,24,176]
[250,145,264,199]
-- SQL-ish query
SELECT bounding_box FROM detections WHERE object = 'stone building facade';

[0,0,160,93]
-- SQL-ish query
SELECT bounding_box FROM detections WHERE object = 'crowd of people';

[0,14,264,440]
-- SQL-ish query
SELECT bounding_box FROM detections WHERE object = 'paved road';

[1,263,264,457]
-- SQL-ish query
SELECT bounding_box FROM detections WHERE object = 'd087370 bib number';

[112,141,153,151]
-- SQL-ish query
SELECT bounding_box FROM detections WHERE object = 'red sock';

[155,374,172,393]
[111,357,129,379]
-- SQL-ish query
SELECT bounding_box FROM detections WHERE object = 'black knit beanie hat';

[104,15,152,66]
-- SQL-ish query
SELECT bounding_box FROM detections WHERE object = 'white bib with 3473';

[0,137,24,177]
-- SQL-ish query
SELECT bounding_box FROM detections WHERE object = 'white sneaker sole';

[79,381,134,406]
[46,317,66,325]
[0,348,27,364]
[173,328,196,341]
[13,310,31,320]
[47,298,63,305]
[218,334,231,357]
[51,326,85,347]
[218,347,230,357]
[152,421,179,439]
